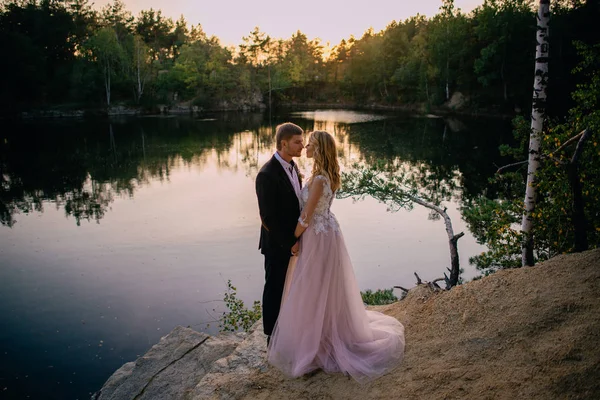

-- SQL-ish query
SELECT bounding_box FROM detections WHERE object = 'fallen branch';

[410,274,446,292]
[393,275,447,300]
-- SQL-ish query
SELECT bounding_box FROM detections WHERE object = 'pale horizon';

[93,0,484,47]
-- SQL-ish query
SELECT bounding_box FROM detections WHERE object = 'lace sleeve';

[304,174,339,235]
[298,175,327,227]
[312,175,329,185]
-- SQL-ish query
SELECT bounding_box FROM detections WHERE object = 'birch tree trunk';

[137,44,146,103]
[104,60,111,106]
[521,0,550,266]
[132,36,148,104]
[136,42,143,103]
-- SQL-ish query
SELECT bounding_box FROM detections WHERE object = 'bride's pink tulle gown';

[267,175,405,383]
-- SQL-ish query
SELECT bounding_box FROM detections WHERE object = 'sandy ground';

[219,248,600,400]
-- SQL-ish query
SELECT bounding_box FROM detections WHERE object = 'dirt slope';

[226,249,600,400]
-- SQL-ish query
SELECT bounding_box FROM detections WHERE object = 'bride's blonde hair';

[309,130,341,191]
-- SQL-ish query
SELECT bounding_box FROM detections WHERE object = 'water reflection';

[1,111,510,228]
[0,110,513,400]
[291,110,389,124]
[1,116,257,226]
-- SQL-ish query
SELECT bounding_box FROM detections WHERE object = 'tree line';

[0,0,598,116]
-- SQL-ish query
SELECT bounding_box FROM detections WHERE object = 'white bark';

[136,52,143,102]
[135,39,146,103]
[521,0,550,266]
[104,60,111,106]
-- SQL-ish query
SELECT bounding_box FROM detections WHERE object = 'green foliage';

[462,196,523,272]
[427,0,472,102]
[531,42,600,255]
[0,0,598,114]
[340,159,459,213]
[464,43,600,274]
[135,8,174,62]
[219,280,262,333]
[472,0,535,105]
[361,288,398,305]
[0,0,77,108]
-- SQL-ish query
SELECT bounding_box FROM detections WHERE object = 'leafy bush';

[361,288,398,305]
[219,280,262,333]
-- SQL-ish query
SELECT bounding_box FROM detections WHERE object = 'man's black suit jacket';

[256,155,302,254]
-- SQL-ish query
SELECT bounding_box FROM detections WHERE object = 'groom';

[256,122,304,344]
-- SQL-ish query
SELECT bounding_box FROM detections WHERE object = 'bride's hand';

[291,241,300,256]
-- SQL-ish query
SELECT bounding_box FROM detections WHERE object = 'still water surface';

[0,110,512,399]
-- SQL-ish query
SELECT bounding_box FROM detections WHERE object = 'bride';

[267,130,405,383]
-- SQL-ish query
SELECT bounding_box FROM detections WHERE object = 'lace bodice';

[300,175,340,235]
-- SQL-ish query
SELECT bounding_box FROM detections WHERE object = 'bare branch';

[496,160,528,174]
[204,308,221,322]
[453,232,465,242]
[414,272,422,285]
[444,272,451,290]
[558,129,586,155]
[571,129,591,164]
[496,129,589,174]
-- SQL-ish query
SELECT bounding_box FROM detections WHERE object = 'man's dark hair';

[275,122,303,150]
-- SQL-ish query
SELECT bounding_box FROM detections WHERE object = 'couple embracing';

[256,122,405,383]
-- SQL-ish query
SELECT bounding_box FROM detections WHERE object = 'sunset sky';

[94,0,484,47]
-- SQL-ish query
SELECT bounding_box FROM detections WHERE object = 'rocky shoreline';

[18,103,264,119]
[92,324,267,400]
[10,92,513,120]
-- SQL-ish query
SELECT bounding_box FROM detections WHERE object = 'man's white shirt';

[274,152,301,203]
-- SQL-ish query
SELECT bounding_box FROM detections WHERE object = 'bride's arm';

[294,177,326,238]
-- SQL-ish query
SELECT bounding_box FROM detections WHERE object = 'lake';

[0,109,512,399]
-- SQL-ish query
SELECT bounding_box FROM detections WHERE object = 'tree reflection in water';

[0,111,512,227]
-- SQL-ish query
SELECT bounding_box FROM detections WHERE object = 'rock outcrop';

[93,328,247,400]
[95,249,600,399]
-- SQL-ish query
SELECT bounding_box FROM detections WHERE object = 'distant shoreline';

[5,103,514,121]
